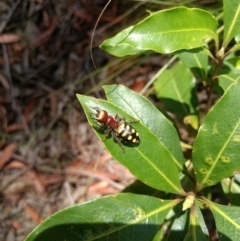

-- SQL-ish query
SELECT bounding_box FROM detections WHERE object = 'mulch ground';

[0,1,159,240]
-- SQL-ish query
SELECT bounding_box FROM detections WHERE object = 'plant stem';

[206,57,223,112]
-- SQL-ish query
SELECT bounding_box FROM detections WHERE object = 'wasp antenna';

[90,106,101,112]
[90,0,112,69]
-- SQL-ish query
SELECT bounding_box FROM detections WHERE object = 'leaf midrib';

[88,199,180,241]
[193,53,206,79]
[130,28,216,37]
[224,3,240,46]
[211,203,240,229]
[199,119,240,188]
[135,147,183,194]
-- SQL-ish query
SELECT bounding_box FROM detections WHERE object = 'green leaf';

[184,115,199,130]
[165,206,189,241]
[100,7,218,56]
[76,94,184,194]
[224,57,240,74]
[100,26,149,57]
[235,33,240,43]
[183,205,208,241]
[218,73,239,91]
[103,84,185,170]
[223,0,240,47]
[154,62,198,121]
[193,204,209,237]
[209,201,240,241]
[192,77,240,190]
[25,193,180,241]
[178,48,208,81]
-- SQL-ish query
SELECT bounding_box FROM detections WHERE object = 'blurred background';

[0,0,222,240]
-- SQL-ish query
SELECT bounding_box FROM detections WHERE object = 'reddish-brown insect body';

[91,107,140,151]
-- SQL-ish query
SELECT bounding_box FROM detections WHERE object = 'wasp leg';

[111,131,125,152]
[91,122,104,132]
[101,127,112,141]
[125,119,139,123]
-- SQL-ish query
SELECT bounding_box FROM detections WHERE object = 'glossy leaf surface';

[193,204,209,237]
[210,201,240,241]
[193,78,240,190]
[103,85,185,170]
[223,0,240,47]
[178,48,208,81]
[100,7,218,56]
[218,73,239,91]
[77,94,184,194]
[165,208,189,241]
[100,26,148,57]
[154,62,198,121]
[25,193,179,241]
[183,206,208,241]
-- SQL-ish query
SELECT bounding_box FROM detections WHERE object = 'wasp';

[91,107,140,152]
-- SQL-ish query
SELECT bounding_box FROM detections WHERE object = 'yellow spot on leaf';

[220,156,231,163]
[205,157,214,165]
[199,167,208,175]
[232,134,240,142]
[134,207,145,219]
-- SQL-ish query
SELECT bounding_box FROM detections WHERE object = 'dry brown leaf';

[38,173,63,186]
[42,10,50,28]
[21,200,44,224]
[10,219,22,230]
[130,79,146,93]
[0,33,20,44]
[3,176,31,195]
[87,181,118,200]
[88,181,108,193]
[0,143,15,169]
[6,123,23,132]
[5,160,26,169]
[26,170,46,194]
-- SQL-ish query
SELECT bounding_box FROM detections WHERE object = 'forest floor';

[0,1,157,240]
